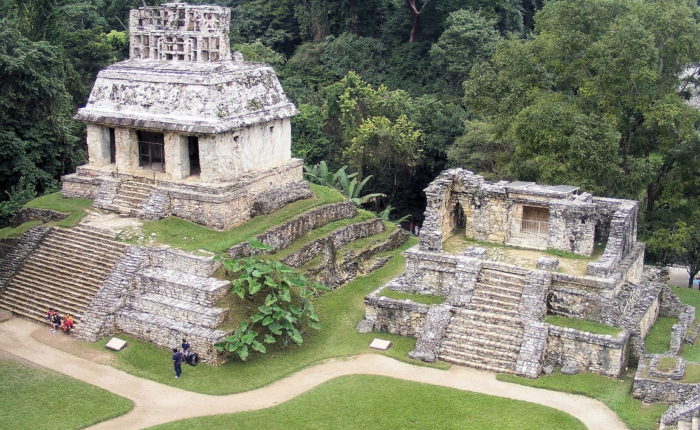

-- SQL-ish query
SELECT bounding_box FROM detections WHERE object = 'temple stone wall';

[545,326,630,377]
[228,201,357,258]
[87,124,113,167]
[547,274,619,322]
[419,169,637,258]
[62,160,307,230]
[363,293,430,338]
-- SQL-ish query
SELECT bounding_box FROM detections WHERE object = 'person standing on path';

[172,347,183,379]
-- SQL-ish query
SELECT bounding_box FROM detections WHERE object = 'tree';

[460,0,700,207]
[292,104,333,163]
[429,9,501,92]
[345,115,422,197]
[648,220,700,289]
[232,40,286,69]
[0,22,84,224]
[406,0,435,42]
[447,121,510,179]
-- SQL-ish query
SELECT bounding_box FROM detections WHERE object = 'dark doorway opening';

[109,128,116,164]
[188,136,200,176]
[138,131,165,172]
[452,202,466,233]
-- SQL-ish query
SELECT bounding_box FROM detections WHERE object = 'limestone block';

[86,124,112,167]
[537,256,560,271]
[115,128,138,172]
[164,133,190,180]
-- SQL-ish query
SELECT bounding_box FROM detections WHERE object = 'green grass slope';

[149,375,586,430]
[498,370,667,430]
[0,357,133,430]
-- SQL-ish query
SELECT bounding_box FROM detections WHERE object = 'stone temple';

[360,169,695,382]
[61,2,310,229]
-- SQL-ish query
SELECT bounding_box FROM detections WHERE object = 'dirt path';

[0,318,627,430]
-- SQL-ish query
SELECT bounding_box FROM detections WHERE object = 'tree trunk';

[409,13,420,42]
[406,0,432,43]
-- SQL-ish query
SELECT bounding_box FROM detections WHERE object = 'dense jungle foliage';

[1,0,699,277]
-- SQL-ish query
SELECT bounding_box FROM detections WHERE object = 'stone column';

[164,133,190,180]
[86,124,112,167]
[115,128,138,172]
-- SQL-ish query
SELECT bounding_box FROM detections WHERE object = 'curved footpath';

[0,319,626,430]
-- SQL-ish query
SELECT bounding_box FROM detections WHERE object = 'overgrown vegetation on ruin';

[0,193,92,239]
[129,185,344,253]
[215,241,327,361]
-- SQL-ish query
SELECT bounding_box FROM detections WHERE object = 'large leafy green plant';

[303,161,385,206]
[215,241,327,361]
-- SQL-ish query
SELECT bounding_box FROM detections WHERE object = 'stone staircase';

[110,179,154,216]
[438,268,527,373]
[0,225,127,324]
[116,263,230,363]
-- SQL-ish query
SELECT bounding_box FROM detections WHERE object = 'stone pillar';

[86,124,112,167]
[198,135,217,182]
[164,133,190,180]
[115,128,138,172]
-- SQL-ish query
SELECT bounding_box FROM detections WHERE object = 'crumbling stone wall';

[633,357,700,403]
[545,326,630,377]
[10,208,68,227]
[587,199,638,277]
[228,201,357,258]
[363,290,431,337]
[419,169,637,258]
[75,246,150,341]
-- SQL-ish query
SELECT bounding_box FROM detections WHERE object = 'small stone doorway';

[452,202,466,233]
[108,128,116,164]
[138,131,165,172]
[188,136,200,176]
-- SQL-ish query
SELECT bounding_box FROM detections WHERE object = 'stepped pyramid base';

[61,160,309,230]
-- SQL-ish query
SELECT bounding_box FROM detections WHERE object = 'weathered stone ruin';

[360,169,694,383]
[61,2,310,229]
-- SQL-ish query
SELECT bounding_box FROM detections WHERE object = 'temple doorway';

[138,131,165,172]
[188,136,200,176]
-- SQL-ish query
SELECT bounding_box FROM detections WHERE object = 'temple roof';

[74,58,297,134]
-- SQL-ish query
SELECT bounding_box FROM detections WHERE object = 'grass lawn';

[149,375,586,430]
[656,356,678,372]
[134,184,345,254]
[498,370,667,430]
[644,316,679,354]
[0,193,93,239]
[0,357,133,430]
[0,220,43,240]
[89,237,452,395]
[545,315,622,336]
[378,288,445,305]
[682,363,700,383]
